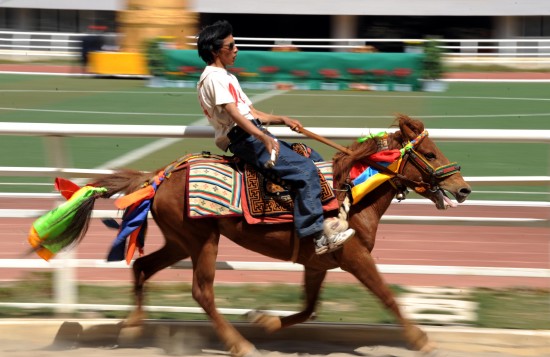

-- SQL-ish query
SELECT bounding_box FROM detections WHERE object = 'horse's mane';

[332,114,424,193]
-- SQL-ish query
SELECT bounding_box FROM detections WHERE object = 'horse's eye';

[424,152,436,160]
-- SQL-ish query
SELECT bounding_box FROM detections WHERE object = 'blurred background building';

[1,0,549,52]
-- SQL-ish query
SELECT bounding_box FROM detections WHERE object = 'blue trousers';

[229,132,324,239]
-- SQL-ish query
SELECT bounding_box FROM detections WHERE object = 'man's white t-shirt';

[197,65,254,151]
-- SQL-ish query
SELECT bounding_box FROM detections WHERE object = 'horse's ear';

[397,114,424,141]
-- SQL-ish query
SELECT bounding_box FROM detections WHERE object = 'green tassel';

[32,186,107,254]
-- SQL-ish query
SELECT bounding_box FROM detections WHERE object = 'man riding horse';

[25,21,472,357]
[196,20,355,255]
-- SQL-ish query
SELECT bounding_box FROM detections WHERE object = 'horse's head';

[390,114,471,209]
[332,114,471,210]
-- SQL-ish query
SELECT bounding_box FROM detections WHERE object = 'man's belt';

[227,119,263,145]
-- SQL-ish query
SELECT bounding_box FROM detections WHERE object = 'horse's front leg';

[249,267,326,332]
[341,241,434,352]
[191,231,257,357]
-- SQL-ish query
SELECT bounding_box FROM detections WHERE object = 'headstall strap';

[434,163,462,178]
[409,130,429,147]
[398,130,461,192]
[407,149,461,181]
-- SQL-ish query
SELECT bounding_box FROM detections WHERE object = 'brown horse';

[53,115,471,356]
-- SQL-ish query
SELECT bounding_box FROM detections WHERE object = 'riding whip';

[294,126,404,181]
[293,126,353,155]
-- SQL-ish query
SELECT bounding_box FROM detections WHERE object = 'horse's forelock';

[396,114,424,141]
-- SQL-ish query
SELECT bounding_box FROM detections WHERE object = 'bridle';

[349,130,461,198]
[397,130,461,194]
[401,150,462,192]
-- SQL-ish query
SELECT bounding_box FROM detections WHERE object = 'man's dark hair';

[197,20,233,64]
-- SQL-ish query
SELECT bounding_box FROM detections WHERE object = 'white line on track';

[0,90,191,94]
[282,93,550,102]
[290,113,550,119]
[93,137,190,171]
[0,106,198,116]
[3,88,550,102]
[92,89,287,170]
[1,107,550,119]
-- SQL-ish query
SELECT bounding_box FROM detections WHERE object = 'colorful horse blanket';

[187,161,339,224]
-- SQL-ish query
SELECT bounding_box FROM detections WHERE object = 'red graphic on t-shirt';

[228,83,245,105]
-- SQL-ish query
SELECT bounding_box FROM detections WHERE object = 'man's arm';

[249,105,303,132]
[222,102,279,156]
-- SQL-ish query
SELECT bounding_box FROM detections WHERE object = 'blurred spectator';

[79,25,106,74]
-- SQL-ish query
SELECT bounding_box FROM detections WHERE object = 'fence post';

[53,251,76,314]
[44,136,77,314]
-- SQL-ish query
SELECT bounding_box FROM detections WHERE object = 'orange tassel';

[27,226,54,261]
[115,185,155,210]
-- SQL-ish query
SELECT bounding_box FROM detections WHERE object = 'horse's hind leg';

[344,249,433,352]
[187,224,256,357]
[250,267,326,332]
[125,241,189,326]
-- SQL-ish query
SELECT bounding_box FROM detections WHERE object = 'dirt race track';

[1,319,549,357]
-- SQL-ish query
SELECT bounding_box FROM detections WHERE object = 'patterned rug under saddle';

[187,155,339,224]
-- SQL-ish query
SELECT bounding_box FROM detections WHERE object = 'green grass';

[474,288,550,329]
[0,74,549,201]
[0,272,548,329]
[446,63,550,72]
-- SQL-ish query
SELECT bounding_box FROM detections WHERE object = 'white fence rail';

[0,123,548,314]
[1,121,550,141]
[0,30,117,59]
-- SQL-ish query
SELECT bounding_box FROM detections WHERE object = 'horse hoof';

[241,347,262,357]
[404,324,433,352]
[118,325,144,346]
[122,318,142,328]
[246,310,282,333]
[123,310,146,327]
[420,341,437,353]
[231,345,261,357]
[419,345,441,357]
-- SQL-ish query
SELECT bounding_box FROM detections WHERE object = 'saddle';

[186,148,339,224]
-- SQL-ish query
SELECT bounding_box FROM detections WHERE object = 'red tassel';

[54,178,81,200]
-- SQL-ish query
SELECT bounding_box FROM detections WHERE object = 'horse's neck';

[352,182,396,228]
[350,182,396,251]
[371,182,396,216]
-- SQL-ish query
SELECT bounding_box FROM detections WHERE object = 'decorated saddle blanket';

[187,160,339,224]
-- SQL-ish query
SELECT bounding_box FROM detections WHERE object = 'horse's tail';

[28,170,154,260]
